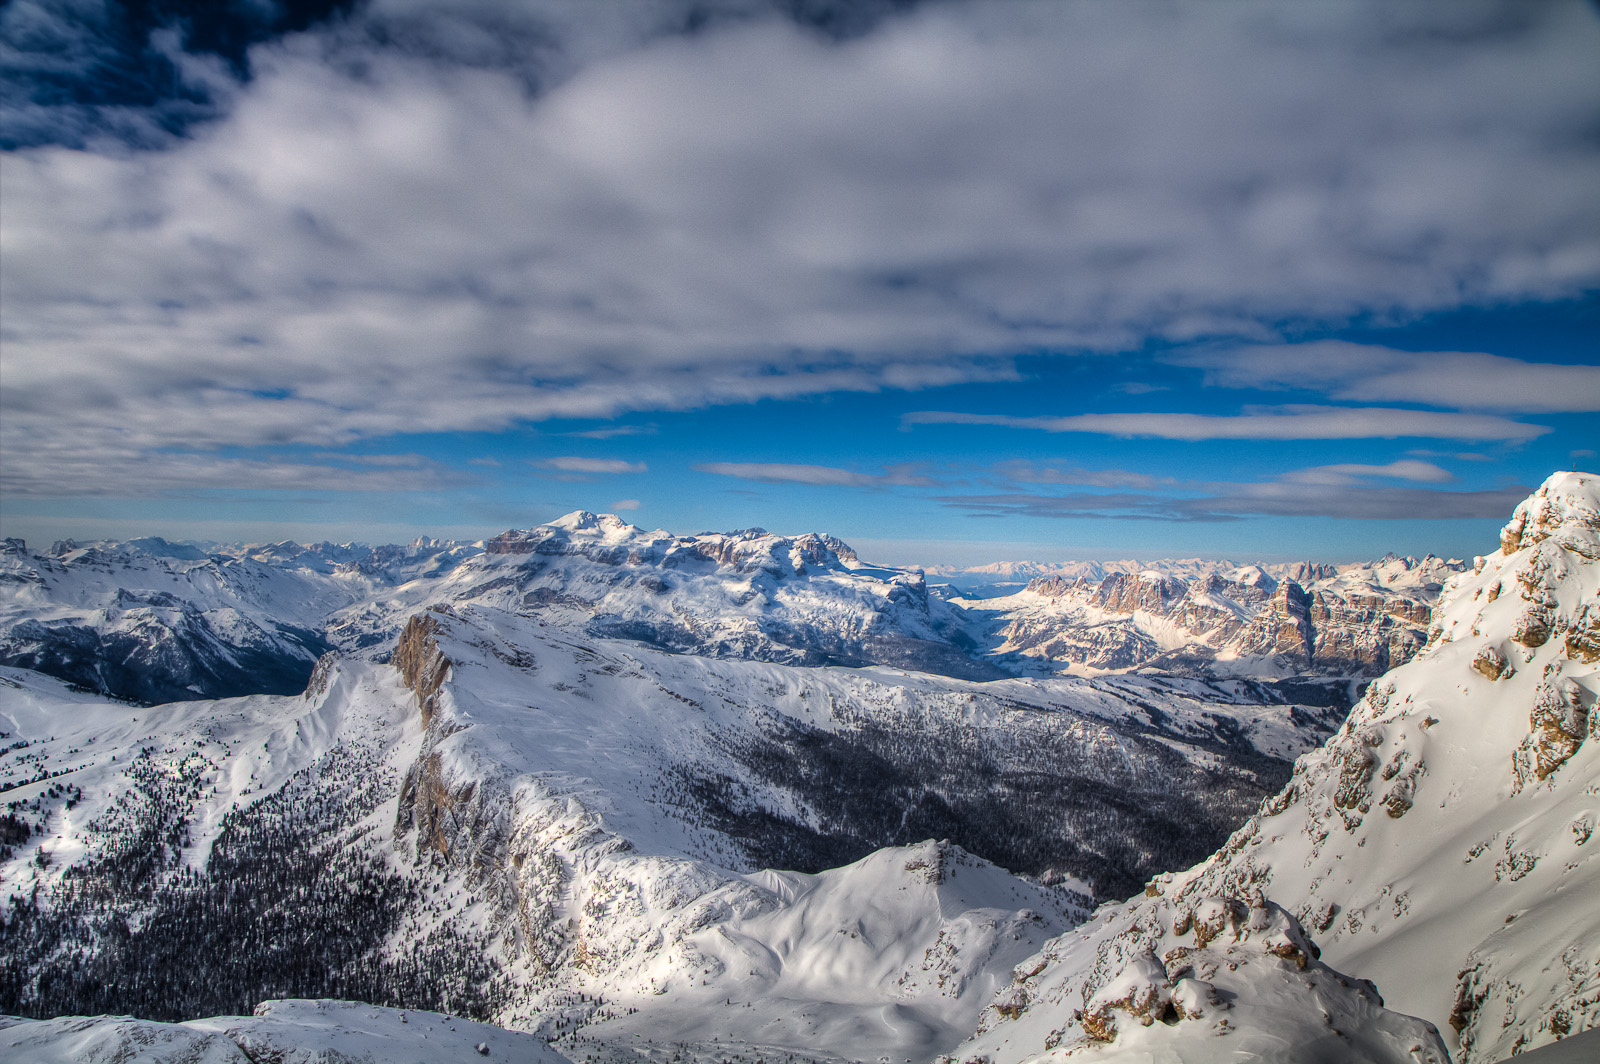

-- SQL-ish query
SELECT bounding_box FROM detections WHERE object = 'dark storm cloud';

[4,0,1599,497]
[0,0,925,148]
[0,0,359,149]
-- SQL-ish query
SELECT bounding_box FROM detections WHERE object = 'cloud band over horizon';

[4,1,1599,500]
[0,0,1596,562]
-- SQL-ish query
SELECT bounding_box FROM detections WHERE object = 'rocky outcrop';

[1513,680,1590,789]
[393,609,507,880]
[393,611,451,728]
[1090,571,1186,615]
[956,883,1448,1063]
[485,530,537,554]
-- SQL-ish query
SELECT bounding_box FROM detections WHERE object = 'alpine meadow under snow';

[1,472,1596,1062]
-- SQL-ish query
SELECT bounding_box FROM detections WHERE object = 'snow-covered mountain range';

[1,516,1462,713]
[3,582,1338,1057]
[964,552,1463,680]
[1,473,1594,1062]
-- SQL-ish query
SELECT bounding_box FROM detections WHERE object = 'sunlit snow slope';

[0,999,565,1063]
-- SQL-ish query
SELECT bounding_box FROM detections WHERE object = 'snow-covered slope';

[0,999,566,1063]
[0,640,1089,1061]
[951,471,1600,1062]
[0,535,478,702]
[387,604,1323,900]
[0,584,1351,1061]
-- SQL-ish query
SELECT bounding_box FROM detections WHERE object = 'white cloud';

[609,498,642,511]
[0,450,465,498]
[904,406,1548,441]
[966,458,1469,521]
[541,457,647,474]
[3,2,1598,495]
[1285,460,1456,485]
[1406,449,1496,463]
[993,461,1177,490]
[567,425,658,439]
[941,475,1527,523]
[695,462,935,487]
[1173,342,1600,412]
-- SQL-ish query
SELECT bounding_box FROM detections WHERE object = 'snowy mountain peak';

[549,509,604,530]
[1499,470,1600,556]
[545,509,651,537]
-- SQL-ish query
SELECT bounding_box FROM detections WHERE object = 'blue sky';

[2,1,1597,567]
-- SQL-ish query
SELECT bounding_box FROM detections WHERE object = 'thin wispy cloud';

[1,452,466,499]
[567,425,659,440]
[1173,342,1600,413]
[1285,461,1456,485]
[942,462,1527,523]
[695,463,936,488]
[540,457,648,475]
[1407,450,1496,464]
[992,462,1178,491]
[904,407,1549,441]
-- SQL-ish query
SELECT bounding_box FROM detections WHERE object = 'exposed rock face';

[393,612,451,727]
[996,553,1462,678]
[485,531,538,554]
[1514,680,1590,788]
[393,610,500,874]
[1090,571,1187,615]
[1472,644,1511,680]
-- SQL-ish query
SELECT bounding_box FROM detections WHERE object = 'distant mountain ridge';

[1,519,1461,708]
[985,551,1464,679]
